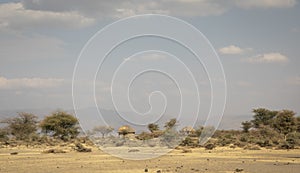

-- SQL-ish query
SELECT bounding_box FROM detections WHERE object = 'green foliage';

[40,111,79,140]
[180,136,195,146]
[251,108,278,128]
[92,126,114,138]
[241,121,252,133]
[5,112,38,140]
[147,123,159,133]
[272,110,297,137]
[181,136,192,146]
[213,130,240,147]
[242,125,282,147]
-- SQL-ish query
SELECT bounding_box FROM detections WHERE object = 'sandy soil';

[0,146,300,173]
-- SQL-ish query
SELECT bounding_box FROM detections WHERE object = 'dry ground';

[0,146,300,173]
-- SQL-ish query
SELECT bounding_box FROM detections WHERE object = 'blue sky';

[0,0,299,125]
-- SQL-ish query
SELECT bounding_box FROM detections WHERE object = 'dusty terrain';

[0,146,300,173]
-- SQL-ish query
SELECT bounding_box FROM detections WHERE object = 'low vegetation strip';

[0,108,299,150]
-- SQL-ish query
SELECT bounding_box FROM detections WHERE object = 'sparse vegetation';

[203,108,300,149]
[0,107,299,151]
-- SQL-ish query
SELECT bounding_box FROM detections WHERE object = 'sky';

[0,0,300,129]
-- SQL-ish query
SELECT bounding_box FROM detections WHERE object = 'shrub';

[180,136,194,146]
[204,143,215,150]
[148,123,159,133]
[0,128,9,142]
[277,141,294,150]
[136,132,153,141]
[239,135,248,142]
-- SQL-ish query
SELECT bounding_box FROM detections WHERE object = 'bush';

[0,128,9,142]
[136,132,153,141]
[239,135,248,142]
[256,139,271,147]
[205,143,215,150]
[180,136,193,146]
[277,141,294,150]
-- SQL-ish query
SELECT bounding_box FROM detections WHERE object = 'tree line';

[0,111,79,142]
[0,108,299,149]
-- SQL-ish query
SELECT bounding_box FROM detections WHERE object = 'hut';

[118,125,136,136]
[180,126,196,135]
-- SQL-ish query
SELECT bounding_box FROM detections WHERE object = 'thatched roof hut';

[180,126,196,135]
[118,125,135,136]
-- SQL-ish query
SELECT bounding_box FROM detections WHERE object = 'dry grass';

[0,146,300,173]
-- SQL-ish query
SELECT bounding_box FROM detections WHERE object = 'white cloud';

[245,53,289,64]
[0,76,64,90]
[20,0,297,20]
[0,0,296,31]
[219,45,251,55]
[234,0,297,9]
[21,0,228,18]
[0,2,95,30]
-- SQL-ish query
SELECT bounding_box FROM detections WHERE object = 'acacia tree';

[40,111,79,140]
[251,108,278,128]
[241,121,252,133]
[148,123,159,133]
[92,126,114,138]
[272,110,297,140]
[5,112,38,140]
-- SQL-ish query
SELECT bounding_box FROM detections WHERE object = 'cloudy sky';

[0,0,299,126]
